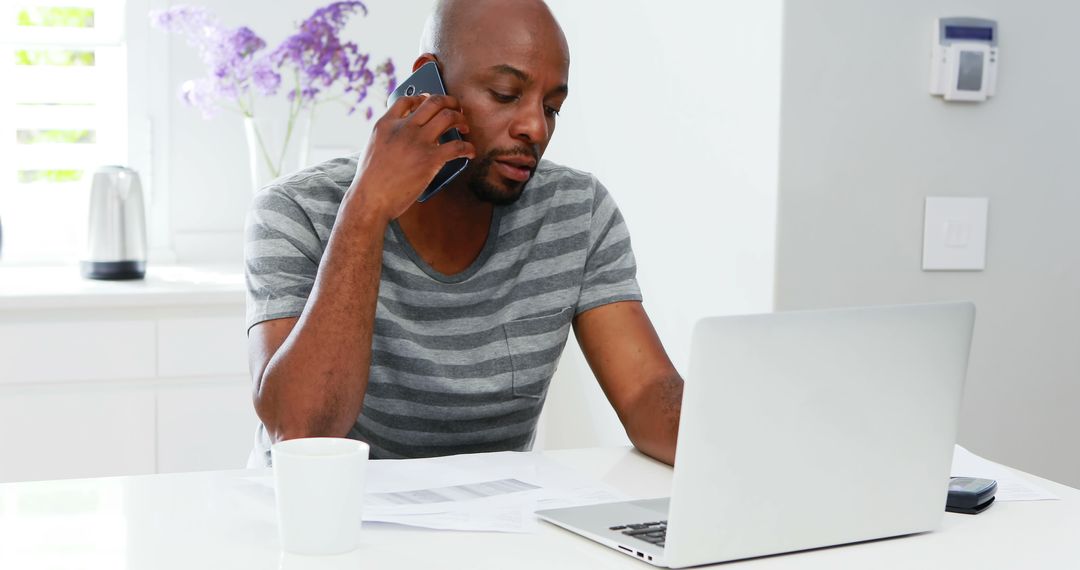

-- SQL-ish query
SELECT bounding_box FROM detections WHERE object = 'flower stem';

[253,124,279,179]
[237,97,280,179]
[274,69,305,175]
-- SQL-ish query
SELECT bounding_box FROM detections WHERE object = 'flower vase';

[244,115,312,194]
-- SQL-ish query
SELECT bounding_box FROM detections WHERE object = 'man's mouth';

[492,157,536,182]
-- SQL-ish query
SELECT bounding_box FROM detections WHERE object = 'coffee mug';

[271,437,369,555]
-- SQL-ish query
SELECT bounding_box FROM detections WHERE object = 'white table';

[1,447,1077,569]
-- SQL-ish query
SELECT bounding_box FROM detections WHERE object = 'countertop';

[0,264,246,310]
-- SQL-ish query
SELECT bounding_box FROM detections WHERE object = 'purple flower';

[270,1,396,113]
[226,26,265,58]
[150,6,271,116]
[151,3,396,119]
[252,61,281,95]
[150,5,214,35]
[179,79,217,118]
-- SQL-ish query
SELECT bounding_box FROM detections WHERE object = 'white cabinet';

[0,266,254,483]
[0,384,157,482]
[157,380,257,473]
[157,315,248,378]
[0,319,157,384]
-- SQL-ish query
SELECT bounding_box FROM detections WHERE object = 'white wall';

[775,0,1080,486]
[147,0,782,448]
[538,0,781,447]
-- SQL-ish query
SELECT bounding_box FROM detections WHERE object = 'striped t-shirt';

[244,155,641,462]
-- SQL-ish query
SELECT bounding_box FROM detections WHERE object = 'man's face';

[437,12,569,205]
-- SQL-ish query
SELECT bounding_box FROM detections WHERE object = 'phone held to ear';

[387,61,469,203]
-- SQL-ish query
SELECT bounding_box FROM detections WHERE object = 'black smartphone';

[387,61,469,202]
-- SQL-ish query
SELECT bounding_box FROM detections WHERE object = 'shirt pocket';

[503,307,574,399]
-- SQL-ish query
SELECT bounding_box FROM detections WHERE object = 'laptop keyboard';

[609,520,667,548]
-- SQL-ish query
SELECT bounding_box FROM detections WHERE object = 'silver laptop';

[537,302,975,567]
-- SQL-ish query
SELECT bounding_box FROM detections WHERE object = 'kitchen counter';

[0,264,245,310]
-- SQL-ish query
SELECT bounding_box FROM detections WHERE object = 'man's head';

[417,0,569,205]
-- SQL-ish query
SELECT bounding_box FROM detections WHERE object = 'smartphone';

[387,61,469,202]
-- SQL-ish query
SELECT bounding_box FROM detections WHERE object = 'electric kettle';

[81,165,147,280]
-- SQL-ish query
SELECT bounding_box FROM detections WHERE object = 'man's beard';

[465,147,539,206]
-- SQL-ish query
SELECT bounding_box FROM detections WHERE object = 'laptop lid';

[663,302,975,567]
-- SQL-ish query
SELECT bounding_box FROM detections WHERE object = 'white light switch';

[923,197,988,271]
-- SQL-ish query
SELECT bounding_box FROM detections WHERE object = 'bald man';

[244,0,683,465]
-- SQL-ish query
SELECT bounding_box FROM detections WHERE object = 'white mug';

[271,437,369,555]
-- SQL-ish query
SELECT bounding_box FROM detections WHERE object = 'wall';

[538,0,782,446]
[775,0,1080,486]
[151,0,783,448]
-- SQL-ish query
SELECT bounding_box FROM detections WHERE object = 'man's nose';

[509,101,549,146]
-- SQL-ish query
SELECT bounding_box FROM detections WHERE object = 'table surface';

[0,446,1077,570]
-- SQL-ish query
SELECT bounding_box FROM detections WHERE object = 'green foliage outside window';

[17,170,85,183]
[16,7,95,28]
[14,49,95,66]
[16,129,96,144]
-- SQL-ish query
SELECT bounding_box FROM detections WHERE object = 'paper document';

[950,444,1059,501]
[362,451,629,532]
[367,478,540,506]
[239,451,629,533]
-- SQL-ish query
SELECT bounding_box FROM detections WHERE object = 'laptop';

[537,302,975,567]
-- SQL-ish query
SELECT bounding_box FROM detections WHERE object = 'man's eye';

[545,106,561,117]
[490,91,517,103]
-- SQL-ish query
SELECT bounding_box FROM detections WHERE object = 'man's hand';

[574,301,683,465]
[348,94,476,222]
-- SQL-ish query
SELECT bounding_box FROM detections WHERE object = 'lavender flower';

[151,3,396,119]
[251,60,281,96]
[150,6,270,117]
[151,3,398,179]
[270,1,397,115]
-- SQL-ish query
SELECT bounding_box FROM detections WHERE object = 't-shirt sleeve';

[576,179,643,315]
[244,186,323,332]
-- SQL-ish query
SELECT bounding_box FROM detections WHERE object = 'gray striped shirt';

[244,156,641,462]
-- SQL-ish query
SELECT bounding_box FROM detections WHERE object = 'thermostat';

[929,17,998,102]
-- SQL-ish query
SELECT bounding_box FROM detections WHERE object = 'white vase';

[244,114,312,193]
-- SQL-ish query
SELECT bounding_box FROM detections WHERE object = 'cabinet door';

[0,320,156,384]
[0,385,156,483]
[157,315,248,378]
[156,380,259,473]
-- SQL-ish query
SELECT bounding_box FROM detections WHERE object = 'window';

[0,1,128,264]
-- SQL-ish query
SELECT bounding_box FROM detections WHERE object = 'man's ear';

[412,53,439,73]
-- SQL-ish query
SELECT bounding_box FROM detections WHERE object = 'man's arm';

[249,209,387,442]
[249,94,475,443]
[573,301,683,465]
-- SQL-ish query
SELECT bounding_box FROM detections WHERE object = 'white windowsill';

[0,264,245,310]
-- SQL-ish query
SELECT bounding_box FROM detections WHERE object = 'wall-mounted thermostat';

[929,17,998,102]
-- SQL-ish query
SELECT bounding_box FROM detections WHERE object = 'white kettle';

[81,165,147,280]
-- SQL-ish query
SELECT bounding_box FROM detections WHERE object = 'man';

[245,0,683,465]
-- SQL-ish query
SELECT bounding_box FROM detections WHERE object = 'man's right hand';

[347,94,476,222]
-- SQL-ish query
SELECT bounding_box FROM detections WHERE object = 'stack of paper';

[360,451,629,532]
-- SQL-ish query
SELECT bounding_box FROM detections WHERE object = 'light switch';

[923,197,988,271]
